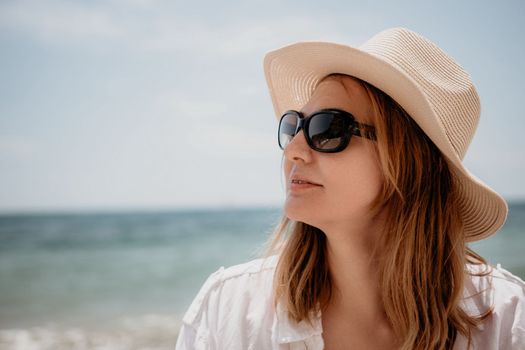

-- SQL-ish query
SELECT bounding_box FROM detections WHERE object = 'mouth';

[291,179,322,186]
[289,177,323,192]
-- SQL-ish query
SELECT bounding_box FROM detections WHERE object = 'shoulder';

[182,255,278,327]
[465,263,525,304]
[460,263,525,348]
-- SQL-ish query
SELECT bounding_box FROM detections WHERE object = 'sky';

[0,0,524,213]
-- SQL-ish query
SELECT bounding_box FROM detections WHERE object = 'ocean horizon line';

[0,204,283,217]
[1,198,525,217]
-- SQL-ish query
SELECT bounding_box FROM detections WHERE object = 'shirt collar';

[273,298,323,344]
[270,263,493,345]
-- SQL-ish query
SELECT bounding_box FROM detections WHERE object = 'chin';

[283,200,320,227]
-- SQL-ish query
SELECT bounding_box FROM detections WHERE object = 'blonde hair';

[264,73,491,350]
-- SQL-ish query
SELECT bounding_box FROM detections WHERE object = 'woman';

[175,27,525,349]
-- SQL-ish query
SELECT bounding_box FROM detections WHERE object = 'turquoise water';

[0,208,281,349]
[0,204,523,349]
[469,201,525,278]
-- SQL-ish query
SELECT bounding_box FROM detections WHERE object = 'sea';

[0,203,524,350]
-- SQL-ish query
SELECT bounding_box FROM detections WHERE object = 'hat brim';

[263,41,507,241]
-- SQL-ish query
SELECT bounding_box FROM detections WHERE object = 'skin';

[282,75,398,349]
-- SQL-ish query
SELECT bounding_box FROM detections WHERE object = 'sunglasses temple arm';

[353,123,377,141]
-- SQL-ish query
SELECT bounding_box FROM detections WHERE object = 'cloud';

[0,0,373,56]
[0,0,124,42]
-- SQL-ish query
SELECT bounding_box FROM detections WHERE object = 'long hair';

[264,73,491,350]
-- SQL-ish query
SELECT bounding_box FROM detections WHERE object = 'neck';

[321,208,388,323]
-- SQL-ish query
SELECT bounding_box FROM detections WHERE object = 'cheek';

[283,157,291,178]
[327,150,383,211]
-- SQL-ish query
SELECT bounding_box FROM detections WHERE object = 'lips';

[290,176,322,186]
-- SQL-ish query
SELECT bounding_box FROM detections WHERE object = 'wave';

[0,314,181,350]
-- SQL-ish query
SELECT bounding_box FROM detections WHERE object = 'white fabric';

[175,255,525,349]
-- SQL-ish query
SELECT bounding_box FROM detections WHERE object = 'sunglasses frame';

[278,108,377,153]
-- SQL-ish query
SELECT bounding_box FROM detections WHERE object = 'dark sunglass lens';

[308,113,348,150]
[278,113,298,149]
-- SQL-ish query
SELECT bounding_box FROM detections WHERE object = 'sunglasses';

[278,108,376,153]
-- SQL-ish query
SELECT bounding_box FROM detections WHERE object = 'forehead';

[300,76,373,124]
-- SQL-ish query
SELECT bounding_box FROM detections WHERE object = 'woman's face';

[283,76,383,233]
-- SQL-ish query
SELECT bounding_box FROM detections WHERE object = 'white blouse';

[175,255,525,349]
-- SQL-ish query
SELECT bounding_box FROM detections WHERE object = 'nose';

[283,129,313,163]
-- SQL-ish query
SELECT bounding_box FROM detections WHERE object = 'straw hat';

[263,27,507,241]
